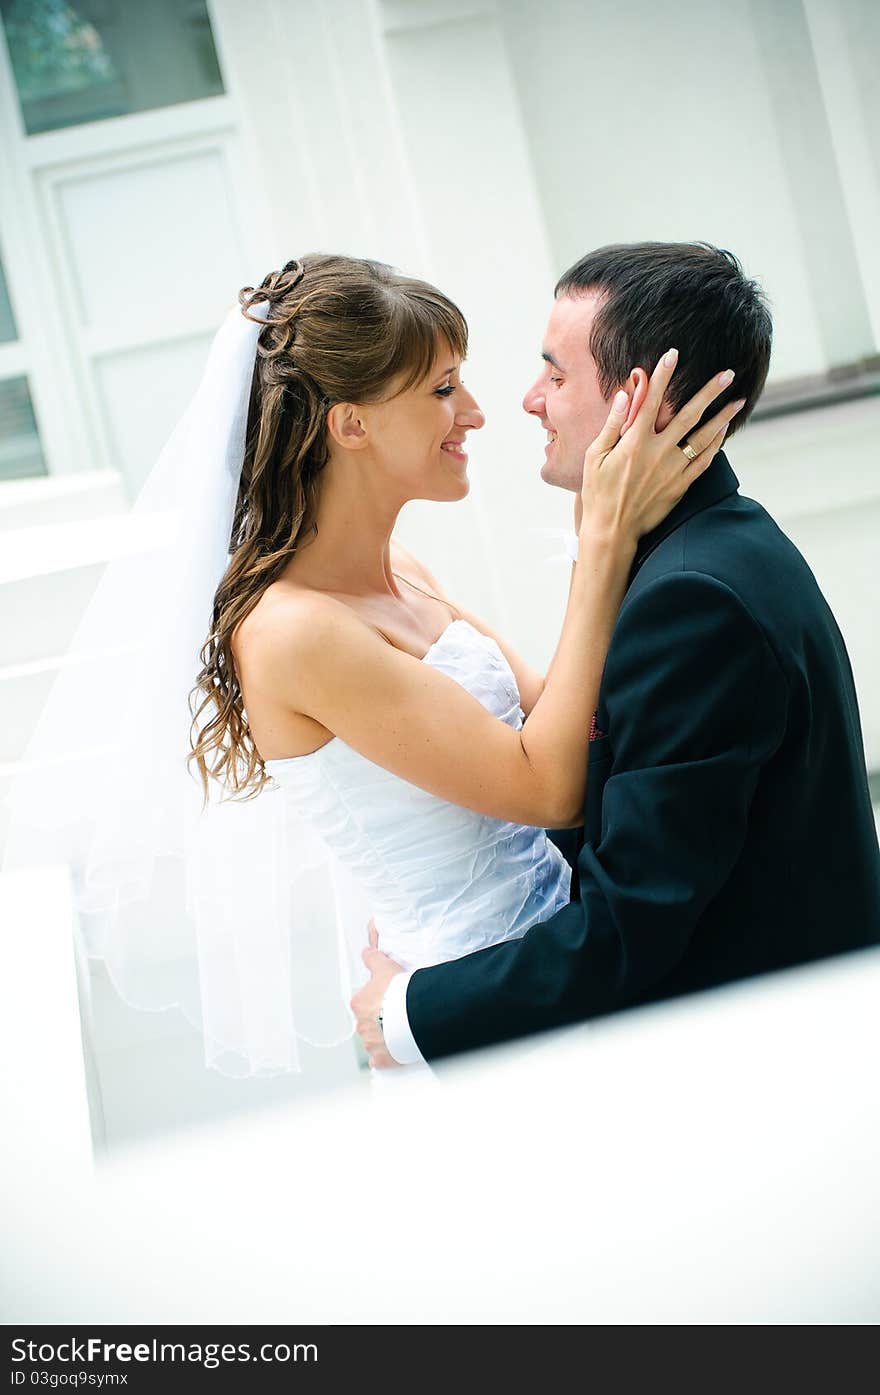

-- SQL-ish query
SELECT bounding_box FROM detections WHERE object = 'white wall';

[501,0,877,381]
[732,397,880,768]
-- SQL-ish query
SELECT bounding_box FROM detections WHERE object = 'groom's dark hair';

[555,242,772,438]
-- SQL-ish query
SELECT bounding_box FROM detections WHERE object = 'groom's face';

[523,292,615,493]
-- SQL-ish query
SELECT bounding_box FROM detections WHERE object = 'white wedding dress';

[264,620,572,1063]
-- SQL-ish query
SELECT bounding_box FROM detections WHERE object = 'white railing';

[3,938,878,1323]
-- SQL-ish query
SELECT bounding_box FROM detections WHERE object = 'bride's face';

[355,341,485,504]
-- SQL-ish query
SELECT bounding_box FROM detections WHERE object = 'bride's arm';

[255,548,619,828]
[253,357,739,827]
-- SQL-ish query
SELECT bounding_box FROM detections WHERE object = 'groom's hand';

[351,921,404,1069]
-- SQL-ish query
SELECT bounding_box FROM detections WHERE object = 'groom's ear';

[619,368,649,436]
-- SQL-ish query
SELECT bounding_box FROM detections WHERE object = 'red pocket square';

[589,713,607,742]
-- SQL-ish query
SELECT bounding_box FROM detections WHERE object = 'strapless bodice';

[265,619,571,972]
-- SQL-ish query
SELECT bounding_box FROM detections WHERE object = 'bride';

[180,253,734,1076]
[4,252,736,1083]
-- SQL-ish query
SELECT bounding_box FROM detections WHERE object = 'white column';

[750,0,875,368]
[209,0,428,267]
[378,0,570,659]
[804,0,880,348]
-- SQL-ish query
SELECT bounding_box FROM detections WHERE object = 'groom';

[353,241,880,1068]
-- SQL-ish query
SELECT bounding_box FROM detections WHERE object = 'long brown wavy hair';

[187,253,469,804]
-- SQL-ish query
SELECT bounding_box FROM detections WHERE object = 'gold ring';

[680,441,698,463]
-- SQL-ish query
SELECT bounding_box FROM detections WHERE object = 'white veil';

[2,296,365,1077]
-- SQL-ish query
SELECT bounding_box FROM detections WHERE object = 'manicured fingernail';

[719,369,735,387]
[613,389,628,410]
[732,397,746,412]
[664,348,678,367]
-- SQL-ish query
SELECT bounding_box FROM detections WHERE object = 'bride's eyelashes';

[434,385,455,397]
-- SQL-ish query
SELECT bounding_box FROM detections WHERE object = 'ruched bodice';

[265,619,571,972]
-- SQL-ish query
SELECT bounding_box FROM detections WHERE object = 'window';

[0,0,235,484]
[0,254,46,480]
[0,0,224,135]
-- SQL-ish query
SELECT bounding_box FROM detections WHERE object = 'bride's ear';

[326,402,368,451]
[619,367,649,436]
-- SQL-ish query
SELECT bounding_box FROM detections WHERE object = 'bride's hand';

[579,349,746,550]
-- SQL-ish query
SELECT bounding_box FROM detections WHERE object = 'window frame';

[0,11,240,489]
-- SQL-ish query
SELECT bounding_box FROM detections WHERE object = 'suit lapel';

[630,451,740,578]
[589,451,742,786]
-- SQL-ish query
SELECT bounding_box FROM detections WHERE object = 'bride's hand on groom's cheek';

[351,921,404,1069]
[579,353,744,545]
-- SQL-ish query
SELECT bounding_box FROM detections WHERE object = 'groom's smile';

[523,291,617,493]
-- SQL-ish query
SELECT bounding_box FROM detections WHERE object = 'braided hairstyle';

[187,253,468,802]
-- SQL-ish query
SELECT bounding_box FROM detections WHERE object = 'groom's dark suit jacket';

[407,453,880,1060]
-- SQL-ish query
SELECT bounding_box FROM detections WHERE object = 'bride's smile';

[323,339,485,509]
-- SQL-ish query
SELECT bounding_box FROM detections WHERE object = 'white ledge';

[0,511,175,584]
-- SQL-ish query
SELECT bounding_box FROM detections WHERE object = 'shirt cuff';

[381,971,425,1066]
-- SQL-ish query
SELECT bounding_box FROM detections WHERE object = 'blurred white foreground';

[1,865,878,1324]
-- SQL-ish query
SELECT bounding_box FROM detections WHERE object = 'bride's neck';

[291,454,404,596]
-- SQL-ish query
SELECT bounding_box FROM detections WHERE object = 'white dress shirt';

[381,970,424,1065]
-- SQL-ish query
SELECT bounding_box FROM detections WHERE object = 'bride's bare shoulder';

[233,580,355,667]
